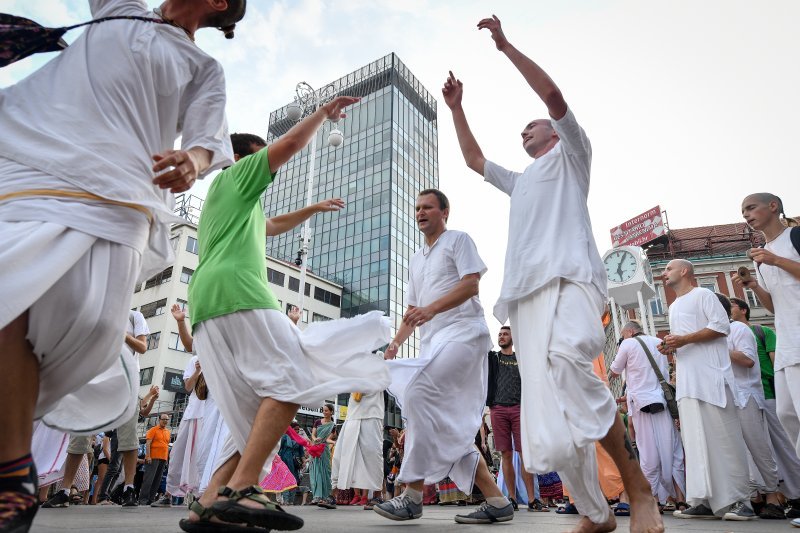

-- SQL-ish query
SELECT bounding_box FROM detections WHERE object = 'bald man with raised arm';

[442,14,660,533]
[661,260,753,521]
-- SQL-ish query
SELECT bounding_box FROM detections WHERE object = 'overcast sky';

[3,0,797,339]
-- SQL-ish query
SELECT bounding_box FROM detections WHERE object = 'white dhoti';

[629,406,685,502]
[198,397,228,496]
[0,220,141,434]
[331,418,383,491]
[679,386,750,515]
[194,309,390,481]
[762,398,800,499]
[166,417,203,497]
[776,364,800,460]
[387,325,490,494]
[736,397,779,494]
[509,279,616,524]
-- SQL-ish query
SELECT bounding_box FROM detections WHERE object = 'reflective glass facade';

[264,54,438,358]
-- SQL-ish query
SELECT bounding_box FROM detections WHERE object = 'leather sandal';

[211,486,304,531]
[178,500,265,533]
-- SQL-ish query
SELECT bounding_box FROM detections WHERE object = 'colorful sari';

[309,421,334,500]
[260,454,298,493]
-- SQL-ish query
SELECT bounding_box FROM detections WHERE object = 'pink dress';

[259,455,298,493]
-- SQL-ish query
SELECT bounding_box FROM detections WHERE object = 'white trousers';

[388,337,488,494]
[166,417,203,497]
[736,397,779,493]
[510,279,616,524]
[194,309,390,481]
[331,418,383,491]
[0,221,140,434]
[776,365,800,461]
[679,386,750,515]
[762,398,800,499]
[629,407,685,502]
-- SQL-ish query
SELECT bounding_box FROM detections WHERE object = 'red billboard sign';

[610,206,665,248]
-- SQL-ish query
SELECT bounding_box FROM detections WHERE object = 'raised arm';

[442,72,486,175]
[478,15,567,120]
[267,96,359,174]
[266,198,345,236]
[171,303,193,353]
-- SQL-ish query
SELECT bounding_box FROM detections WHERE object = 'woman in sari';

[310,404,336,504]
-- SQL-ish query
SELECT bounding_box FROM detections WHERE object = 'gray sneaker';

[723,501,756,521]
[150,496,172,508]
[791,517,800,528]
[673,504,718,519]
[373,495,422,521]
[454,501,515,524]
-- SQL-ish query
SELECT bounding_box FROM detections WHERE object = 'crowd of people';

[1,2,799,533]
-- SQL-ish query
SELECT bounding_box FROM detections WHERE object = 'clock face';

[604,250,638,283]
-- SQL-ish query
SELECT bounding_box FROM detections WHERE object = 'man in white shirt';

[714,292,783,519]
[610,321,685,508]
[375,189,514,525]
[662,259,753,520]
[442,15,661,533]
[0,2,244,529]
[733,194,800,489]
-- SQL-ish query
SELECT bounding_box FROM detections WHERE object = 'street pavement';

[31,503,795,532]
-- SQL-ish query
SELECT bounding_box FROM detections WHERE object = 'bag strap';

[633,336,669,385]
[61,15,165,33]
[791,226,800,256]
[752,324,767,350]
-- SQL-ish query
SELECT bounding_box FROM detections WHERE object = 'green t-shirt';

[751,324,777,400]
[188,148,281,328]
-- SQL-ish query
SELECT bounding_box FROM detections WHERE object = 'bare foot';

[629,494,664,533]
[567,514,617,533]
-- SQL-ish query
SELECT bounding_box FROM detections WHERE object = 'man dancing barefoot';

[442,15,663,533]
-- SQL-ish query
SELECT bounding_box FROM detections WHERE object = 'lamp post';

[285,82,344,316]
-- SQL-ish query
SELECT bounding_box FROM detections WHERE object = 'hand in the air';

[288,305,302,325]
[171,303,186,322]
[442,71,463,110]
[313,198,345,213]
[478,15,509,51]
[322,96,360,121]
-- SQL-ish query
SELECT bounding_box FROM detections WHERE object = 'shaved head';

[663,258,695,291]
[671,259,694,275]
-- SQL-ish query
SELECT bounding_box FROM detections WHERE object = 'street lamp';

[284,81,344,315]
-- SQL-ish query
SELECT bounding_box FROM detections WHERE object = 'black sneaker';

[759,503,786,520]
[508,497,518,511]
[787,499,800,519]
[674,503,718,519]
[317,497,336,509]
[42,490,70,509]
[151,496,172,508]
[121,486,138,507]
[374,495,423,521]
[454,501,514,524]
[723,501,756,521]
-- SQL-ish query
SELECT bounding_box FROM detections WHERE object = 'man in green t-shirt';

[731,297,800,513]
[182,97,391,532]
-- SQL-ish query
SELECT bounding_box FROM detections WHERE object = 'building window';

[146,331,161,351]
[314,286,341,308]
[745,287,762,308]
[697,277,718,293]
[144,266,172,289]
[140,366,154,386]
[140,298,167,319]
[169,332,187,352]
[180,267,194,284]
[288,277,311,295]
[134,282,142,293]
[186,236,199,254]
[267,268,285,287]
[312,312,332,322]
[302,309,309,323]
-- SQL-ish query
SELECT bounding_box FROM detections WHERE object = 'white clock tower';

[601,246,657,338]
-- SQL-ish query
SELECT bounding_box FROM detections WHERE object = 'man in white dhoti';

[0,1,246,530]
[714,293,784,519]
[184,103,391,533]
[661,260,754,520]
[443,14,662,533]
[730,296,800,518]
[330,376,385,508]
[733,193,800,528]
[609,321,685,508]
[375,189,514,525]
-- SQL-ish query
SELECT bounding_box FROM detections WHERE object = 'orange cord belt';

[0,188,153,224]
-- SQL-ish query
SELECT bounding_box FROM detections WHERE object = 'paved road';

[31,503,794,532]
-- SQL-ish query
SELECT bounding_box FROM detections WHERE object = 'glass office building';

[264,53,438,360]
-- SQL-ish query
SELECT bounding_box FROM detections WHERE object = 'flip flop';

[614,503,630,516]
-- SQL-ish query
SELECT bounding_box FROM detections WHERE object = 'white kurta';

[31,422,69,488]
[166,356,205,497]
[331,390,384,491]
[388,230,491,494]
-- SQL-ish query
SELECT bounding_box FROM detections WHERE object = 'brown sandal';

[211,485,303,531]
[178,500,265,533]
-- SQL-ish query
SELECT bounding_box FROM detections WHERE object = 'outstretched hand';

[478,15,509,51]
[313,198,345,213]
[322,96,360,121]
[171,303,186,322]
[441,71,463,110]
